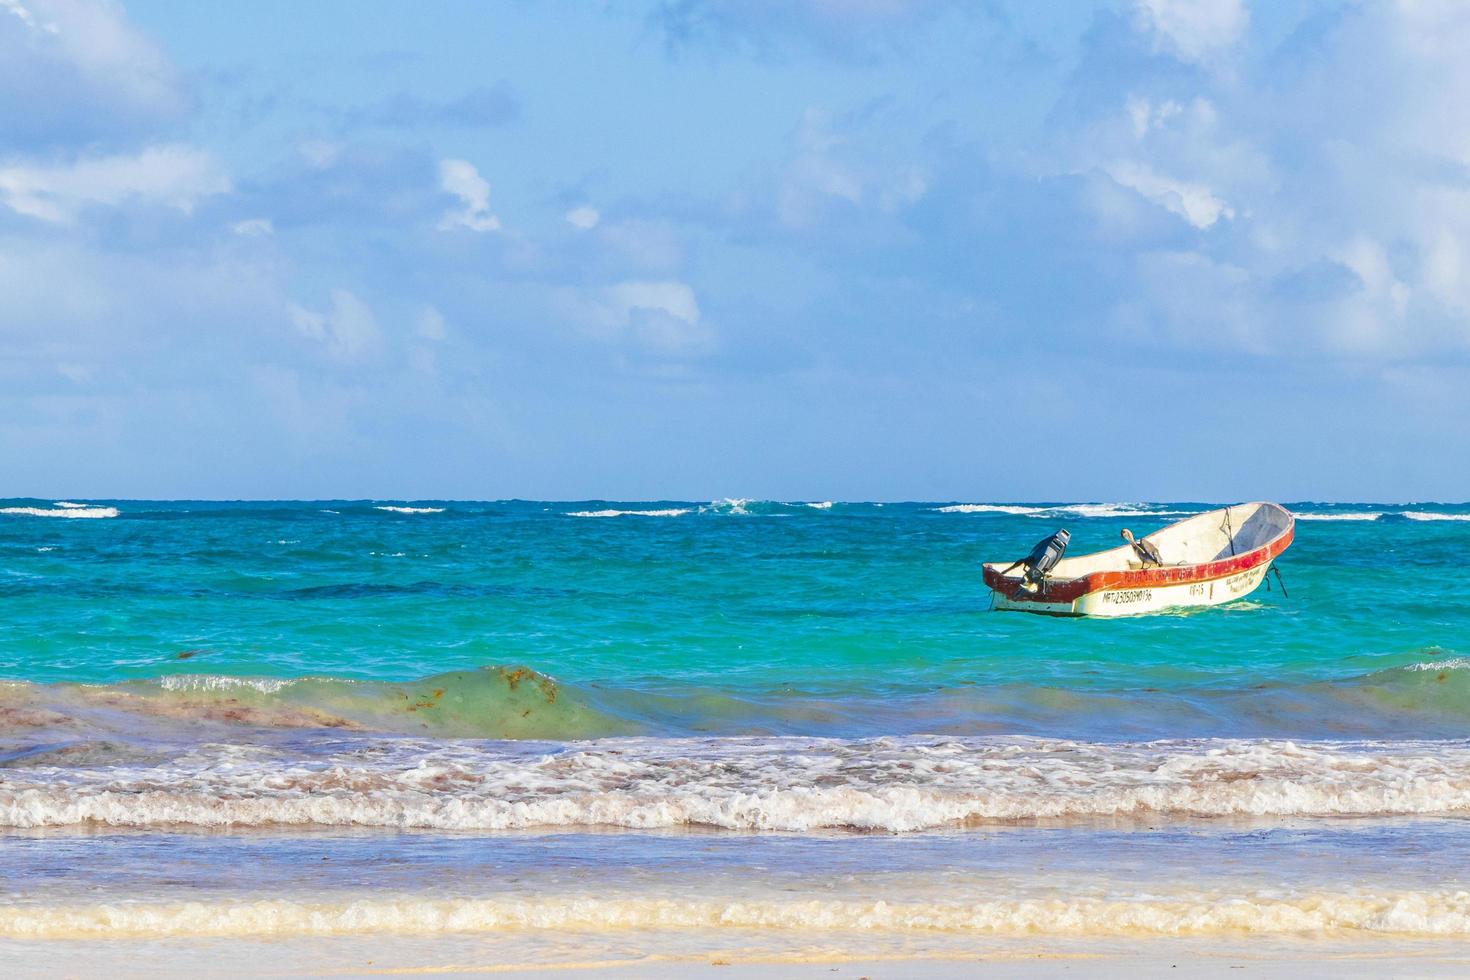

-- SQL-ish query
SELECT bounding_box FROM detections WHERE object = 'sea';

[2,498,1469,959]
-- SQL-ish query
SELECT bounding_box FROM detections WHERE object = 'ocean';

[2,499,1469,959]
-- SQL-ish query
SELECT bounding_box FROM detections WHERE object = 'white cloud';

[1107,161,1234,229]
[0,0,185,139]
[231,217,273,237]
[565,205,600,230]
[0,145,230,223]
[287,289,384,363]
[1134,0,1248,64]
[437,158,500,232]
[559,280,714,356]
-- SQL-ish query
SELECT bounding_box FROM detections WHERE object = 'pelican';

[1121,528,1163,567]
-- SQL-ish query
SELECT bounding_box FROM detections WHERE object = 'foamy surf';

[4,889,1470,940]
[1404,511,1470,522]
[0,505,118,519]
[1295,512,1383,521]
[6,735,1470,831]
[373,505,445,514]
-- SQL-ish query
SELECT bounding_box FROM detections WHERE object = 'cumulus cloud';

[0,145,230,222]
[560,279,714,357]
[0,0,186,147]
[1106,160,1233,229]
[436,158,500,232]
[287,289,384,363]
[1133,0,1248,65]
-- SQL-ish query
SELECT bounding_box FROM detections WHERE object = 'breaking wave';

[1294,512,1383,521]
[1404,511,1470,522]
[932,504,1046,515]
[5,731,1470,832]
[0,505,118,519]
[567,508,691,518]
[6,889,1470,939]
[373,505,445,514]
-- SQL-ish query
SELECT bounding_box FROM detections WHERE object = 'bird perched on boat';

[1121,528,1163,567]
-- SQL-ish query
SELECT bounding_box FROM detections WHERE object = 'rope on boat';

[1220,506,1237,557]
[1272,564,1288,598]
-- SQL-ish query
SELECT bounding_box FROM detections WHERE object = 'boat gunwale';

[982,504,1294,605]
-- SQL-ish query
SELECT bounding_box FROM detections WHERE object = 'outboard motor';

[999,529,1070,598]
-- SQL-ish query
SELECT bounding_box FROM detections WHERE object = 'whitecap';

[0,506,118,519]
[931,504,1045,515]
[1294,512,1383,521]
[803,501,834,510]
[1403,511,1470,522]
[567,508,691,518]
[52,501,87,509]
[374,505,445,514]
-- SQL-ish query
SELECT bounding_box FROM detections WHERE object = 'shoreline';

[9,937,1470,979]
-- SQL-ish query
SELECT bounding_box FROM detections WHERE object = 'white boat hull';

[992,559,1275,617]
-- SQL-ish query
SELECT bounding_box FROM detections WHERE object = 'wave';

[1294,511,1383,521]
[1404,511,1470,522]
[567,508,691,518]
[5,889,1470,939]
[373,505,445,514]
[932,504,1046,515]
[7,656,1470,745]
[929,503,1199,519]
[5,731,1470,831]
[0,505,118,519]
[803,501,834,509]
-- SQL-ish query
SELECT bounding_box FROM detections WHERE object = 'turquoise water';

[4,499,1470,947]
[2,499,1467,737]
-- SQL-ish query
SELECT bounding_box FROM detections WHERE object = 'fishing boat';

[982,502,1294,617]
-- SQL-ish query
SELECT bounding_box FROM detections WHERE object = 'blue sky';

[2,0,1467,501]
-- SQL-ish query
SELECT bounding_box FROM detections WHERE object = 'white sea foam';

[374,505,445,514]
[804,501,834,509]
[6,736,1470,832]
[567,508,691,518]
[154,675,301,694]
[5,890,1470,940]
[1294,512,1383,521]
[52,501,87,509]
[1404,659,1470,672]
[1404,511,1470,522]
[0,506,118,519]
[931,504,1046,515]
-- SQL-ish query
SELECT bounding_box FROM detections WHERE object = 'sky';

[2,0,1468,502]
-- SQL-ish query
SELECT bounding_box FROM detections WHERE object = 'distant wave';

[0,505,118,519]
[567,508,691,518]
[1294,512,1383,521]
[1404,511,1470,522]
[932,504,1046,515]
[374,505,445,514]
[931,503,1196,518]
[803,501,834,509]
[7,889,1470,939]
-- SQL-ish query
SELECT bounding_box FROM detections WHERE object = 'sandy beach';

[12,936,1470,979]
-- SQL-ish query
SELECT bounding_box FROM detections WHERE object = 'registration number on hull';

[1101,588,1153,606]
